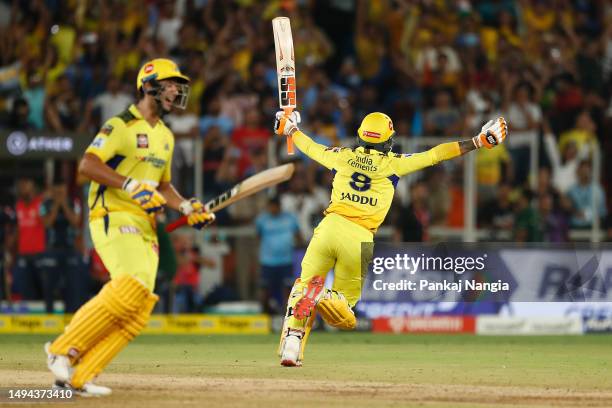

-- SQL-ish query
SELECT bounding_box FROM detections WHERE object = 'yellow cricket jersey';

[292,131,461,233]
[85,104,174,222]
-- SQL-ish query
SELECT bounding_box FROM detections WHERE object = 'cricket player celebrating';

[44,58,215,395]
[274,111,507,366]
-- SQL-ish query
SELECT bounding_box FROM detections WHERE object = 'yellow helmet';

[136,58,190,109]
[357,112,395,151]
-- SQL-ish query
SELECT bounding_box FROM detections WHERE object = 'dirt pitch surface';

[0,334,610,408]
[2,369,612,408]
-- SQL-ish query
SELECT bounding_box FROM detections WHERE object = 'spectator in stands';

[6,98,31,130]
[173,244,203,314]
[559,110,598,152]
[514,190,542,242]
[426,166,451,226]
[280,164,328,240]
[502,79,542,185]
[88,76,132,125]
[199,96,234,137]
[256,196,302,314]
[230,109,269,178]
[40,178,86,313]
[479,183,515,239]
[45,75,87,132]
[552,75,585,132]
[201,125,229,200]
[567,160,607,228]
[476,141,512,205]
[424,89,462,137]
[414,31,462,86]
[537,193,569,242]
[166,103,200,197]
[543,121,592,194]
[13,178,48,310]
[22,73,46,130]
[394,181,429,242]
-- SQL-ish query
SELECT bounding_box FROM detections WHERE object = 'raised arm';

[274,111,339,170]
[392,117,508,177]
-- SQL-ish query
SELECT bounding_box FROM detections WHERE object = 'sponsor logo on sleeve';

[90,137,105,148]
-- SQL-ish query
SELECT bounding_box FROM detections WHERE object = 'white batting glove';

[274,110,301,136]
[473,117,508,149]
[122,178,166,214]
[179,198,215,230]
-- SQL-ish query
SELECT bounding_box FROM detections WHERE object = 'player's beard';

[149,93,168,117]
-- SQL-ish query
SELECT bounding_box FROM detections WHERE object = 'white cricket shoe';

[280,333,302,367]
[45,342,72,382]
[53,380,112,397]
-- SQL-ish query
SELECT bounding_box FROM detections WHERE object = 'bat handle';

[284,107,295,155]
[287,135,295,155]
[166,216,188,232]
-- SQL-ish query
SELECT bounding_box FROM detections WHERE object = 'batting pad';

[70,292,158,388]
[278,278,306,355]
[49,275,151,360]
[316,293,356,330]
[298,311,316,362]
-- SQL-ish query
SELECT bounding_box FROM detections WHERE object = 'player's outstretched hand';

[179,198,215,230]
[473,117,508,149]
[274,110,301,136]
[123,178,166,214]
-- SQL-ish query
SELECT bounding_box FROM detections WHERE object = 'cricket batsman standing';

[44,58,215,395]
[274,111,507,366]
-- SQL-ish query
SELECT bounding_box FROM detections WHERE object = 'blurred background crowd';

[0,0,610,314]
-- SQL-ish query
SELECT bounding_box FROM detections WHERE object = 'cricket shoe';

[45,342,72,383]
[280,330,303,367]
[53,380,112,397]
[293,276,324,320]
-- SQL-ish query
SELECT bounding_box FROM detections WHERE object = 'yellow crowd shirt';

[292,131,461,233]
[85,104,174,221]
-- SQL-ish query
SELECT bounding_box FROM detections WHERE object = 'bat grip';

[284,107,295,155]
[166,216,188,232]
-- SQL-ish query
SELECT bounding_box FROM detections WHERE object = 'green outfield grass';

[0,333,610,407]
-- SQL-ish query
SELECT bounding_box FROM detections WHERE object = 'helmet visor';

[172,82,190,109]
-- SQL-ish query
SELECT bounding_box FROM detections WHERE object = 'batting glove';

[274,110,301,136]
[473,117,508,149]
[123,178,166,214]
[179,198,216,230]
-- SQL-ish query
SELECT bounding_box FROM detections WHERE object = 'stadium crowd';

[0,0,610,312]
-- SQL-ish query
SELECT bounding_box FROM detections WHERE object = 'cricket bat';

[272,16,297,155]
[166,163,295,232]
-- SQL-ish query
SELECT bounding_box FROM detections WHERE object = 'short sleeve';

[85,117,125,162]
